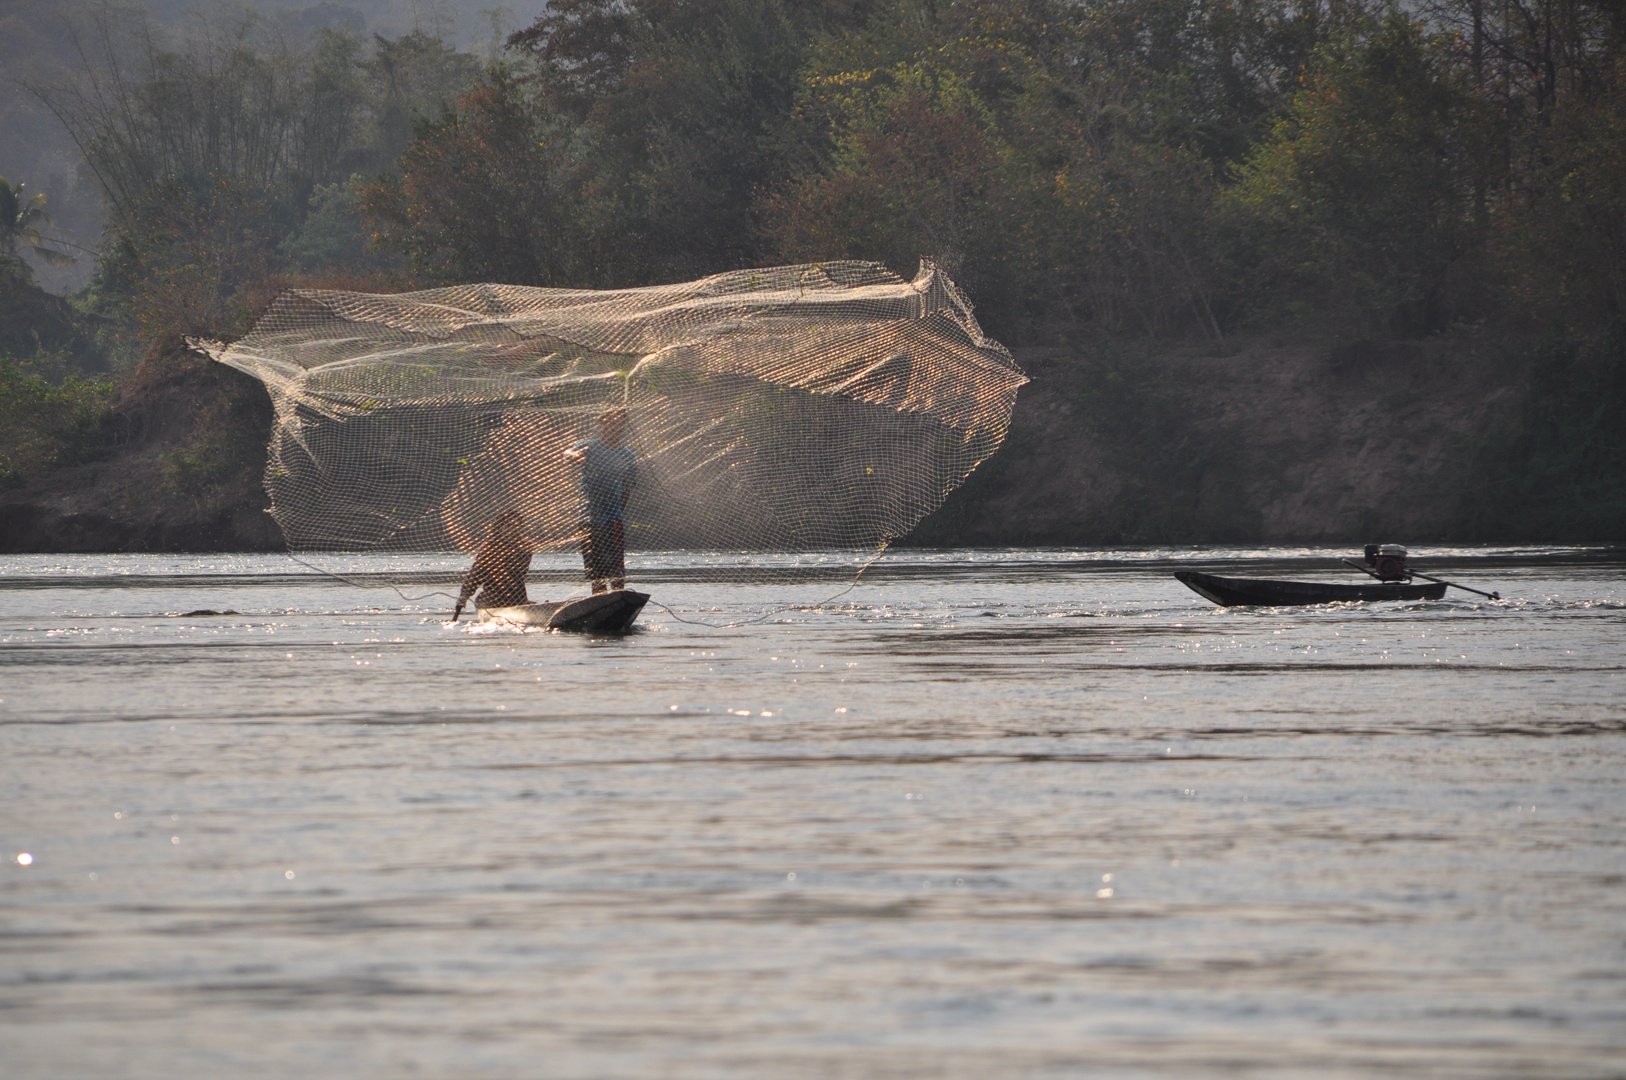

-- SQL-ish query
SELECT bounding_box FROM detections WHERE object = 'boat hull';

[1175,571,1447,607]
[479,589,650,633]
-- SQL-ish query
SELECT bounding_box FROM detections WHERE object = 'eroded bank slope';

[3,329,1621,551]
[1,345,279,552]
[921,328,1623,545]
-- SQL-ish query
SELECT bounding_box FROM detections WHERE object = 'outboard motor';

[1363,543,1410,581]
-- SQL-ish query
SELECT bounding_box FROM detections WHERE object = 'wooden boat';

[478,589,650,633]
[1175,570,1447,607]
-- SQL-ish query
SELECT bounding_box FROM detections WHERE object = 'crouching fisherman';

[452,511,532,620]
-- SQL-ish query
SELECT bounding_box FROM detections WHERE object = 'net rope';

[196,260,1026,610]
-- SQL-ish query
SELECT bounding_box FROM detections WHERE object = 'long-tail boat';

[1174,570,1446,607]
[1175,544,1499,607]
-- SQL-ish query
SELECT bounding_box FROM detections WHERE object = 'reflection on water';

[1,546,1623,1078]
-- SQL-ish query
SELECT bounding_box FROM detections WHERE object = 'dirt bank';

[0,344,281,552]
[914,331,1534,545]
[2,327,1619,552]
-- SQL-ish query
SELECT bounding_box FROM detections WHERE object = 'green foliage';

[0,255,105,373]
[360,67,576,286]
[763,62,1007,277]
[17,0,1622,351]
[368,31,485,170]
[279,178,386,273]
[0,356,112,487]
[1027,125,1224,338]
[100,175,279,348]
[1499,76,1626,324]
[591,0,813,281]
[1222,16,1493,334]
[364,0,837,288]
[0,178,77,273]
[332,2,1515,343]
[160,440,240,499]
[751,0,1241,337]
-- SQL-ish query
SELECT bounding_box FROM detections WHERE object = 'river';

[2,546,1622,1077]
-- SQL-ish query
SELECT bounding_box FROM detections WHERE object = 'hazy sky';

[138,1,540,50]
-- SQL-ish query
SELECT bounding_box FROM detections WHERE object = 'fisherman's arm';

[453,559,485,620]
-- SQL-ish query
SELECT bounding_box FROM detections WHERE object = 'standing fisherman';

[565,409,637,593]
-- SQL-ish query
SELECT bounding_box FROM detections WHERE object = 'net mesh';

[199,260,1026,587]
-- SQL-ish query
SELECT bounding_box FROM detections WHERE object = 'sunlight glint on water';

[1,547,1623,1078]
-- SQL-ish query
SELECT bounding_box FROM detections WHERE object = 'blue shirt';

[571,440,637,524]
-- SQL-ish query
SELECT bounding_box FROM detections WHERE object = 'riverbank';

[2,324,1622,552]
[0,343,280,552]
[915,326,1614,545]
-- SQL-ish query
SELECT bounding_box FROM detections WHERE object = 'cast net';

[197,260,1026,599]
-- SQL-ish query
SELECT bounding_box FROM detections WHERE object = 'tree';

[359,67,575,285]
[99,175,278,345]
[761,63,1007,280]
[1222,15,1493,334]
[368,0,841,287]
[1508,74,1626,321]
[1034,132,1224,339]
[0,178,76,275]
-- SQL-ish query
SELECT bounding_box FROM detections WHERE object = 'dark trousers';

[582,519,625,591]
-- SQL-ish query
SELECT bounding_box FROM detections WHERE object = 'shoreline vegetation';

[2,0,1623,551]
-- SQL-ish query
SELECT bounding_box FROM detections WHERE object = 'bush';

[0,356,112,487]
[1221,16,1493,335]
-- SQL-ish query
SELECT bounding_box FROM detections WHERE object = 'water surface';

[2,546,1623,1077]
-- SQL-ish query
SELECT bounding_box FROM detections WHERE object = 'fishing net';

[197,260,1025,595]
